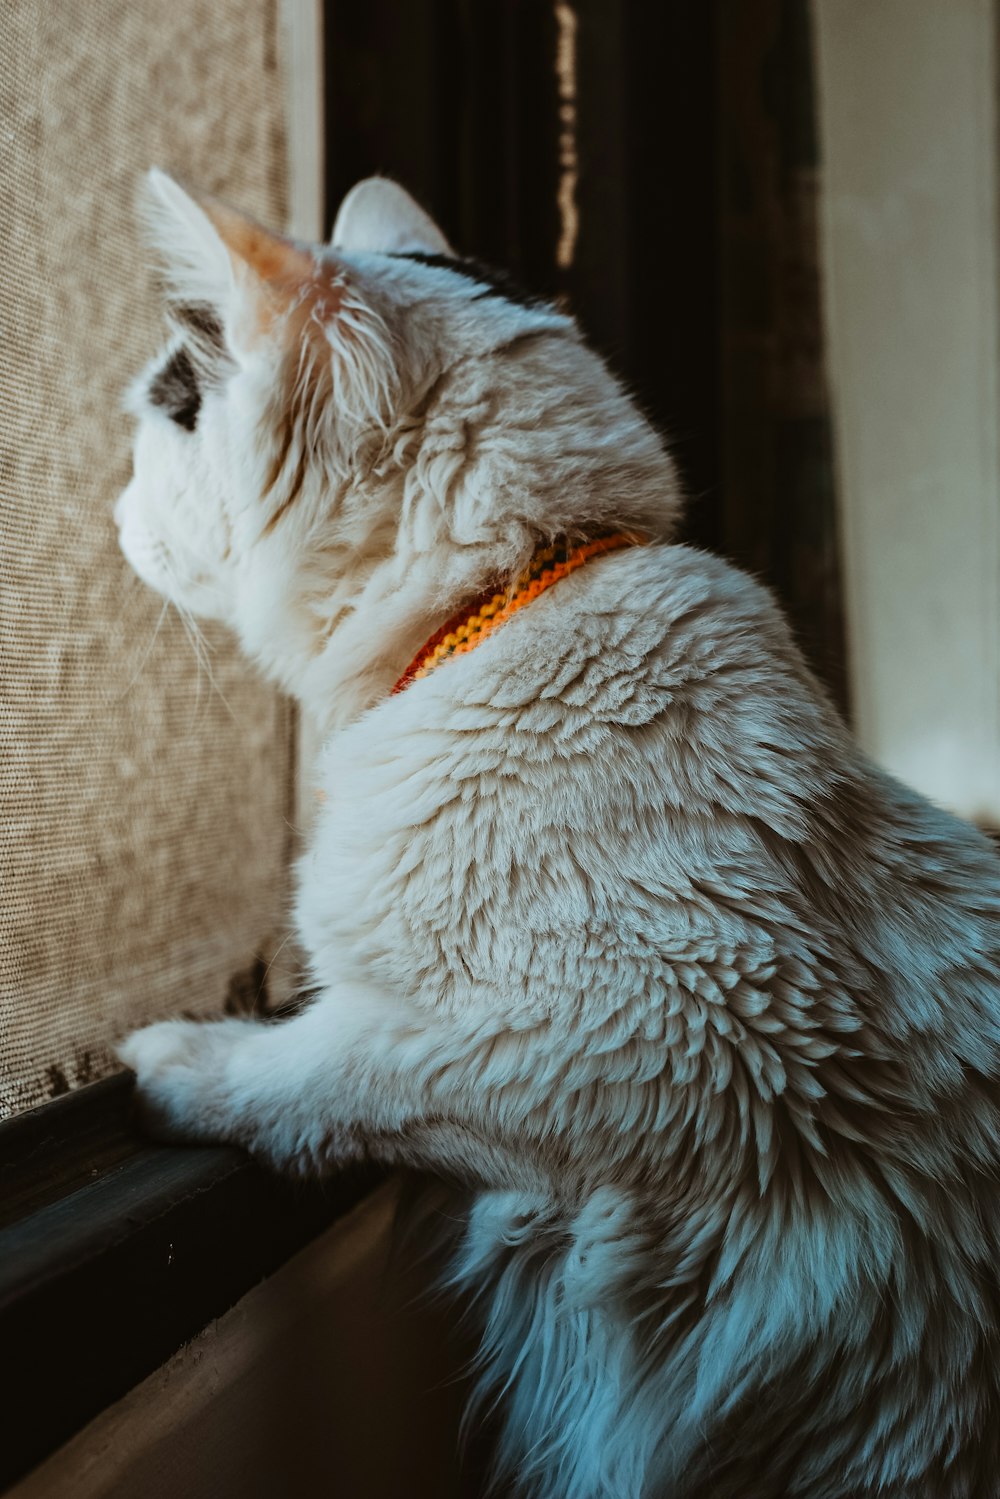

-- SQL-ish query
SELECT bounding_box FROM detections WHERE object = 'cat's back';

[307,535,1000,1026]
[428,538,853,843]
[302,541,854,1002]
[319,538,838,842]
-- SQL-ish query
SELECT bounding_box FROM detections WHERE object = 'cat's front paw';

[117,1018,248,1145]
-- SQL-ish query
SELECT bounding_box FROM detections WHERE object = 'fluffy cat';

[117,170,1000,1499]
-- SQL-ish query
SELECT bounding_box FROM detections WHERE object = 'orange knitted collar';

[392,531,643,695]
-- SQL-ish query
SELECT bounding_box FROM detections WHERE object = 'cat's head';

[117,171,676,704]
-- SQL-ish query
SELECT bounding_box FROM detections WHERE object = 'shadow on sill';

[0,1073,382,1491]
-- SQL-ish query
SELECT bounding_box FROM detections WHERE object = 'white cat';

[118,170,1000,1499]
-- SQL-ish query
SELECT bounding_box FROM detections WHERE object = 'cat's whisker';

[255,930,297,1013]
[151,551,242,731]
[184,619,241,728]
[158,571,212,732]
[112,594,170,700]
[176,605,209,733]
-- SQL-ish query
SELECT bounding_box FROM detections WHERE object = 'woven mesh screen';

[1,1,295,1117]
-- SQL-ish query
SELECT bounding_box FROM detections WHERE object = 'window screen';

[1,2,297,1117]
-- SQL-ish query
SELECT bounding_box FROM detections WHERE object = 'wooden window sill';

[0,1073,381,1490]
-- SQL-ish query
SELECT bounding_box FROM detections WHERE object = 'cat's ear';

[142,169,342,354]
[331,177,453,256]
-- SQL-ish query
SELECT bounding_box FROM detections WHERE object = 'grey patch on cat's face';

[174,301,225,353]
[390,251,550,312]
[148,346,201,432]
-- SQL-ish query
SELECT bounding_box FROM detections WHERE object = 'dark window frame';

[0,1072,381,1490]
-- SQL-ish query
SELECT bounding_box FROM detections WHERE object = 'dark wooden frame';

[322,0,844,700]
[322,0,723,548]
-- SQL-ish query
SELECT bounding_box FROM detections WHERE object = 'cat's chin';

[116,529,159,593]
[116,530,231,626]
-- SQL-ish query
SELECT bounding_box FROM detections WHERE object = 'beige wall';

[813,0,1000,823]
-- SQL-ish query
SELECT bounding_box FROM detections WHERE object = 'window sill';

[0,1073,381,1491]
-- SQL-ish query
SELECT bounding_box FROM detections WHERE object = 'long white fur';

[117,172,1000,1498]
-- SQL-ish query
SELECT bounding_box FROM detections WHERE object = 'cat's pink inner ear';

[198,195,345,339]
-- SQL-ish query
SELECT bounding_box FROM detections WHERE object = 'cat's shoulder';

[596,538,788,624]
[529,537,806,690]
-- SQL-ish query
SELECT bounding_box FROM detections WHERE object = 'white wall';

[813,0,1000,824]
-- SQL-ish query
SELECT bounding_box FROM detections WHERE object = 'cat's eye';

[148,346,201,432]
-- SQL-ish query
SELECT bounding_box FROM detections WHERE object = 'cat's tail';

[441,1185,671,1499]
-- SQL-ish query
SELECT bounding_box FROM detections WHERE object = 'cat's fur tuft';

[117,172,1000,1498]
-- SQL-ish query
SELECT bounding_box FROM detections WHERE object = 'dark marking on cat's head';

[174,301,225,353]
[149,346,201,431]
[390,251,550,312]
